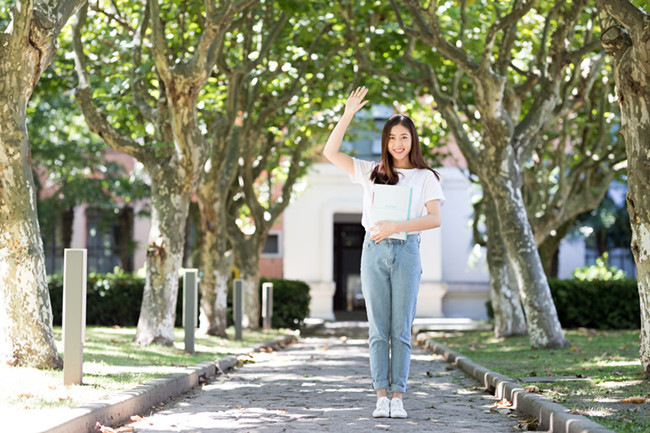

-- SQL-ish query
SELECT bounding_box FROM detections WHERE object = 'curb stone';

[415,333,616,433]
[39,334,298,433]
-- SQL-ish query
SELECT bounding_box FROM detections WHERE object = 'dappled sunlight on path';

[125,327,538,432]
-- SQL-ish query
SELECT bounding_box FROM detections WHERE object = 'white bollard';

[262,282,273,330]
[63,249,87,385]
[183,269,198,355]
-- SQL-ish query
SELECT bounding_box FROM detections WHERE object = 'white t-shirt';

[351,158,446,234]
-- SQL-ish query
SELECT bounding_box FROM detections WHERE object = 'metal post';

[183,269,198,355]
[233,278,243,340]
[262,282,273,330]
[63,249,87,385]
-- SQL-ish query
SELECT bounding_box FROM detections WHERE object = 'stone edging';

[416,334,616,433]
[40,334,298,433]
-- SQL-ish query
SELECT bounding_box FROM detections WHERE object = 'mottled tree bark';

[0,0,85,368]
[594,0,650,376]
[196,186,230,337]
[484,193,527,338]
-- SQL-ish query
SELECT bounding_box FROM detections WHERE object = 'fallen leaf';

[95,422,117,433]
[496,398,513,408]
[406,421,418,425]
[515,417,539,431]
[524,385,541,393]
[621,397,646,404]
[130,415,144,423]
[339,336,348,342]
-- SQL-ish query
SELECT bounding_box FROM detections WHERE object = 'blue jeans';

[361,233,422,393]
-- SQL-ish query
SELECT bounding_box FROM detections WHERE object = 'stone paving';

[122,324,542,432]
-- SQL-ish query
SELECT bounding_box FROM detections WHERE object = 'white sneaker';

[390,398,407,418]
[372,396,390,418]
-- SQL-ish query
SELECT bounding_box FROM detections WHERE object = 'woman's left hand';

[370,221,397,242]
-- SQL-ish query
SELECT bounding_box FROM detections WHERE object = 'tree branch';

[72,4,151,162]
[8,0,33,52]
[593,0,646,37]
[131,2,157,124]
[399,0,479,75]
[482,0,535,70]
[146,0,172,82]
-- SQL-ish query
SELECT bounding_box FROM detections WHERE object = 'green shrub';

[549,278,639,329]
[485,278,640,329]
[49,273,311,330]
[259,278,311,330]
[49,272,144,327]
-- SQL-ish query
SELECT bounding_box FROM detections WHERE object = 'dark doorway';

[333,217,366,320]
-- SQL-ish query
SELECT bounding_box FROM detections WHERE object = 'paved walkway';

[122,324,542,433]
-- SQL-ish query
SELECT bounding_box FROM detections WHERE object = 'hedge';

[48,273,310,330]
[487,278,640,329]
[259,278,311,330]
[548,278,640,329]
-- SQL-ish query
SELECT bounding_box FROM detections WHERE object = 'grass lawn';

[0,325,294,428]
[420,328,649,433]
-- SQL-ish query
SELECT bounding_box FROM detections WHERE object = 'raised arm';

[323,86,369,176]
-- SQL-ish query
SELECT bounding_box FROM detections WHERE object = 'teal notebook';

[371,184,413,240]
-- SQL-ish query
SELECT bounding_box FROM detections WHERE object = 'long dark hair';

[370,114,440,185]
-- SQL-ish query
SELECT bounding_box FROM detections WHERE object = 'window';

[262,232,281,257]
[86,207,133,273]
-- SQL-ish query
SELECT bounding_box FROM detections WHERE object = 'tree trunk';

[594,0,650,376]
[485,194,527,338]
[0,0,85,368]
[485,150,569,349]
[235,241,261,330]
[0,114,62,369]
[134,167,190,345]
[538,218,576,278]
[623,92,650,376]
[196,191,230,338]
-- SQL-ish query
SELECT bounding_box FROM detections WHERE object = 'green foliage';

[48,272,311,330]
[572,253,626,281]
[48,272,144,327]
[549,278,639,329]
[260,278,311,330]
[486,277,640,329]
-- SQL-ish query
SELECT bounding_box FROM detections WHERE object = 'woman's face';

[387,123,413,168]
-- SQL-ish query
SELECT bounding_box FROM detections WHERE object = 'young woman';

[323,86,445,418]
